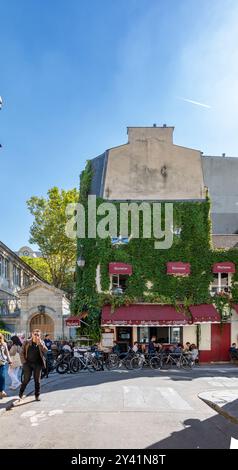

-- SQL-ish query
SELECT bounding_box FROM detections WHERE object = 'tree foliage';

[21,256,52,283]
[27,187,79,294]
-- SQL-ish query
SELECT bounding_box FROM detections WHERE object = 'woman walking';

[0,333,12,398]
[8,335,22,390]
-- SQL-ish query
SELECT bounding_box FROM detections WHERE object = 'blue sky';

[1,0,238,250]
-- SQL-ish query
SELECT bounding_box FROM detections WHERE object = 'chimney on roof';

[222,153,226,157]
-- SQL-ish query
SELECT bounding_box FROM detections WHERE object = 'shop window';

[170,327,181,344]
[210,272,232,296]
[138,327,150,343]
[137,326,182,344]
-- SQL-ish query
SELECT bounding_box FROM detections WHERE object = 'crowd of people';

[112,337,199,362]
[1,331,238,400]
[0,331,76,400]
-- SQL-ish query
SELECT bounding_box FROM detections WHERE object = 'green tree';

[21,256,52,283]
[27,187,79,294]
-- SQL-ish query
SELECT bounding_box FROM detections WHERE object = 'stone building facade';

[0,240,70,338]
[19,282,70,339]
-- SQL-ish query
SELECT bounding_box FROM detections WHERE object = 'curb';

[198,391,238,425]
[199,396,238,425]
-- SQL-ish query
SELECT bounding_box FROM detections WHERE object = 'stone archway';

[30,313,54,339]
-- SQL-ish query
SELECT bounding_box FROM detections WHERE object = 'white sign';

[101,333,114,347]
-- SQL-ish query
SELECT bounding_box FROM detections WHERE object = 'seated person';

[148,336,157,354]
[112,341,121,355]
[62,341,72,352]
[156,343,163,353]
[132,341,139,353]
[173,343,183,355]
[229,343,238,359]
[189,344,199,363]
[184,342,191,352]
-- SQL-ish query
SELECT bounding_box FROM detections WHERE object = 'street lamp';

[77,256,85,268]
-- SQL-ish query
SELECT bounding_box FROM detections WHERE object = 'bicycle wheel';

[105,355,120,370]
[124,358,133,370]
[130,356,144,370]
[70,357,80,373]
[181,357,194,370]
[56,361,69,374]
[91,358,102,371]
[150,356,161,370]
[86,359,97,372]
[161,357,172,370]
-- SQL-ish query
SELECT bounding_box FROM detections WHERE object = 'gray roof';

[89,152,106,197]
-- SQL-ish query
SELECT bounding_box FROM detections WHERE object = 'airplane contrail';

[177,97,211,109]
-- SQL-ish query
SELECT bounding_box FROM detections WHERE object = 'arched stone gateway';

[19,281,70,340]
[30,313,54,338]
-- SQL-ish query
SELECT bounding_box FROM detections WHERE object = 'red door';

[211,323,231,361]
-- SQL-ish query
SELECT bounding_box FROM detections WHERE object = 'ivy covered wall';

[72,160,238,335]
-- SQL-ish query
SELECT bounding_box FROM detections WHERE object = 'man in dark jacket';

[19,329,48,401]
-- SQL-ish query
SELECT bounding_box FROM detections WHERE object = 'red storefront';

[101,261,237,360]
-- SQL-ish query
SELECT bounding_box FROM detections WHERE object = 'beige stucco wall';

[199,323,211,350]
[132,326,138,342]
[231,309,238,344]
[103,127,205,200]
[183,325,197,345]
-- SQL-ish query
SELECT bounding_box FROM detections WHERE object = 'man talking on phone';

[19,329,48,401]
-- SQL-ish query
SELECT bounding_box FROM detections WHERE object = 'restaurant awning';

[101,304,191,326]
[212,262,235,273]
[167,262,190,275]
[189,304,220,323]
[65,316,81,327]
[109,262,133,275]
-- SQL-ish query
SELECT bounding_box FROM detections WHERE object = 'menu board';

[101,333,114,347]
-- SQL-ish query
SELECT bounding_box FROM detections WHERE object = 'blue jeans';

[0,364,7,392]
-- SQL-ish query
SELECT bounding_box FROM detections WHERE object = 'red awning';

[189,304,220,323]
[167,262,191,275]
[212,262,235,273]
[65,316,81,327]
[109,262,133,275]
[102,304,191,326]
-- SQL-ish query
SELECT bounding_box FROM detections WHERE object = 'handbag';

[11,352,22,368]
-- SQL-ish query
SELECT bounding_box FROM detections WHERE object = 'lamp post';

[77,256,85,268]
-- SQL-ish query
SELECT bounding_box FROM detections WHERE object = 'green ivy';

[72,164,238,338]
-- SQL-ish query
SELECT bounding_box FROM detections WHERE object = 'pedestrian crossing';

[201,377,238,388]
[122,385,196,411]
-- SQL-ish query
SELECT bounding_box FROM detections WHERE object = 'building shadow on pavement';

[34,365,238,393]
[146,399,238,449]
